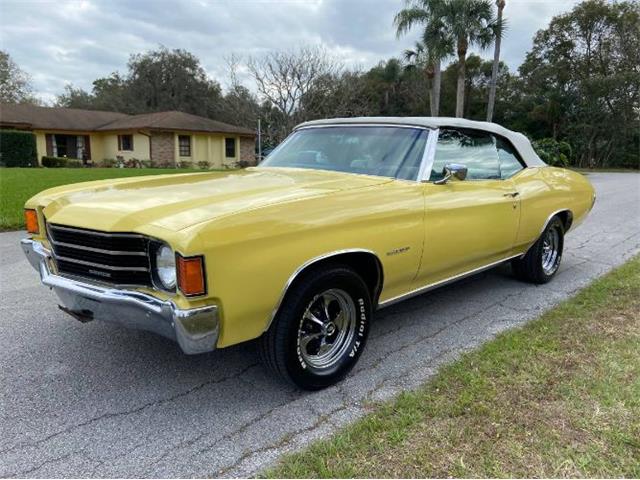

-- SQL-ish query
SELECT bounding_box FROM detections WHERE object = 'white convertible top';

[296,116,547,168]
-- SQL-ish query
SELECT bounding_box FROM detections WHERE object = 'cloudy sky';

[0,0,581,103]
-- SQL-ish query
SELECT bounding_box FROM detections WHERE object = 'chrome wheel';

[297,289,357,370]
[541,226,560,275]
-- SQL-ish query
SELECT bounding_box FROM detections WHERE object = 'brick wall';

[239,137,257,165]
[150,132,175,166]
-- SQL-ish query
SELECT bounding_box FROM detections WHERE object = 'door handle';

[503,192,520,198]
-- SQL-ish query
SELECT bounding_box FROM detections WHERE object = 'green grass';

[0,167,217,230]
[266,256,640,478]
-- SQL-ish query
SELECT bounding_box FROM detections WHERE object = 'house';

[0,104,256,167]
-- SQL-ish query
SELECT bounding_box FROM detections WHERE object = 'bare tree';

[247,46,342,137]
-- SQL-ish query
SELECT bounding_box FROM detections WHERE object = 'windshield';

[261,126,429,180]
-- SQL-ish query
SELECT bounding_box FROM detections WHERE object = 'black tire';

[259,265,372,390]
[512,216,565,284]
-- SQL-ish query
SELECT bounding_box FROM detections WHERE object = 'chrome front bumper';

[21,238,219,354]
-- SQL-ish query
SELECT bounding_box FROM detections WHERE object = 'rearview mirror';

[434,163,468,185]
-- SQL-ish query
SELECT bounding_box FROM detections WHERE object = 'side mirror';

[434,163,468,185]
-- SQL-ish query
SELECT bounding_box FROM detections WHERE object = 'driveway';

[1,172,639,478]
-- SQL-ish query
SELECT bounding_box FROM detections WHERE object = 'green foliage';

[0,130,37,167]
[515,0,639,168]
[41,156,82,168]
[532,138,573,167]
[56,47,224,119]
[177,160,192,169]
[0,50,36,104]
[197,160,211,169]
[98,158,117,168]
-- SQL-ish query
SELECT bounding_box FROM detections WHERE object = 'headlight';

[155,244,176,290]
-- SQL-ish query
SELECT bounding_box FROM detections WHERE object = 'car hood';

[34,167,392,232]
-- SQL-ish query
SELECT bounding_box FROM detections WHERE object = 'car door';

[414,128,522,287]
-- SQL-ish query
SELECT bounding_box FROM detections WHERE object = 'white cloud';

[0,0,582,103]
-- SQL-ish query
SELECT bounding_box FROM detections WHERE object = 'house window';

[118,134,133,151]
[225,137,236,158]
[179,135,191,157]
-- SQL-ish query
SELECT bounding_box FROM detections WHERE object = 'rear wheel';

[512,216,564,284]
[259,265,371,390]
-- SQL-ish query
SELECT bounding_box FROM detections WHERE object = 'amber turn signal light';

[24,209,39,234]
[177,254,206,296]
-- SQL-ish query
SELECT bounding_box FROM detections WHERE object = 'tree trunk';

[425,65,438,117]
[486,0,505,122]
[433,59,441,116]
[455,38,467,118]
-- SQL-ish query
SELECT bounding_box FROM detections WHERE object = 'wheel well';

[555,210,574,232]
[287,251,384,306]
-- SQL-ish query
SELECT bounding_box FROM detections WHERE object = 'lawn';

[266,256,640,478]
[0,167,215,230]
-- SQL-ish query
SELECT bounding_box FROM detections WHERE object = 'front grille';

[47,224,152,287]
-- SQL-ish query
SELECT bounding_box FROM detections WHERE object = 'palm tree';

[486,0,506,122]
[403,41,437,115]
[394,0,452,117]
[443,0,497,117]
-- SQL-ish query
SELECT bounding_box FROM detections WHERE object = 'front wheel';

[512,216,565,284]
[259,265,371,390]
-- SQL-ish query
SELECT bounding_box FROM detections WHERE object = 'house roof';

[0,103,128,131]
[95,110,255,135]
[0,104,255,136]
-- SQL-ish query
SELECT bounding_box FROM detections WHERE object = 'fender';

[266,248,383,332]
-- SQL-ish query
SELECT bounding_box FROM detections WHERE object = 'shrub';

[197,160,210,169]
[140,159,153,168]
[99,158,117,168]
[0,130,38,167]
[41,156,83,168]
[177,161,192,169]
[532,138,573,167]
[66,159,82,168]
[154,161,172,168]
[125,158,144,168]
[235,160,251,169]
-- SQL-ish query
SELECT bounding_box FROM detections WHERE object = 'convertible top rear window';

[261,126,428,180]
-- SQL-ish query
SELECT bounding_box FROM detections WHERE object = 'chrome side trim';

[418,128,439,182]
[50,240,147,256]
[265,248,383,332]
[21,238,218,354]
[377,253,522,308]
[54,255,149,272]
[48,224,147,238]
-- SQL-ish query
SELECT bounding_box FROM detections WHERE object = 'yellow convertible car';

[22,117,596,389]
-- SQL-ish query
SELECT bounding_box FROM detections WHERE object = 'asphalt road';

[1,172,639,478]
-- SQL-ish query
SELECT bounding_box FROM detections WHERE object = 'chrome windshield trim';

[417,128,439,182]
[48,224,147,239]
[49,240,147,256]
[55,255,149,272]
